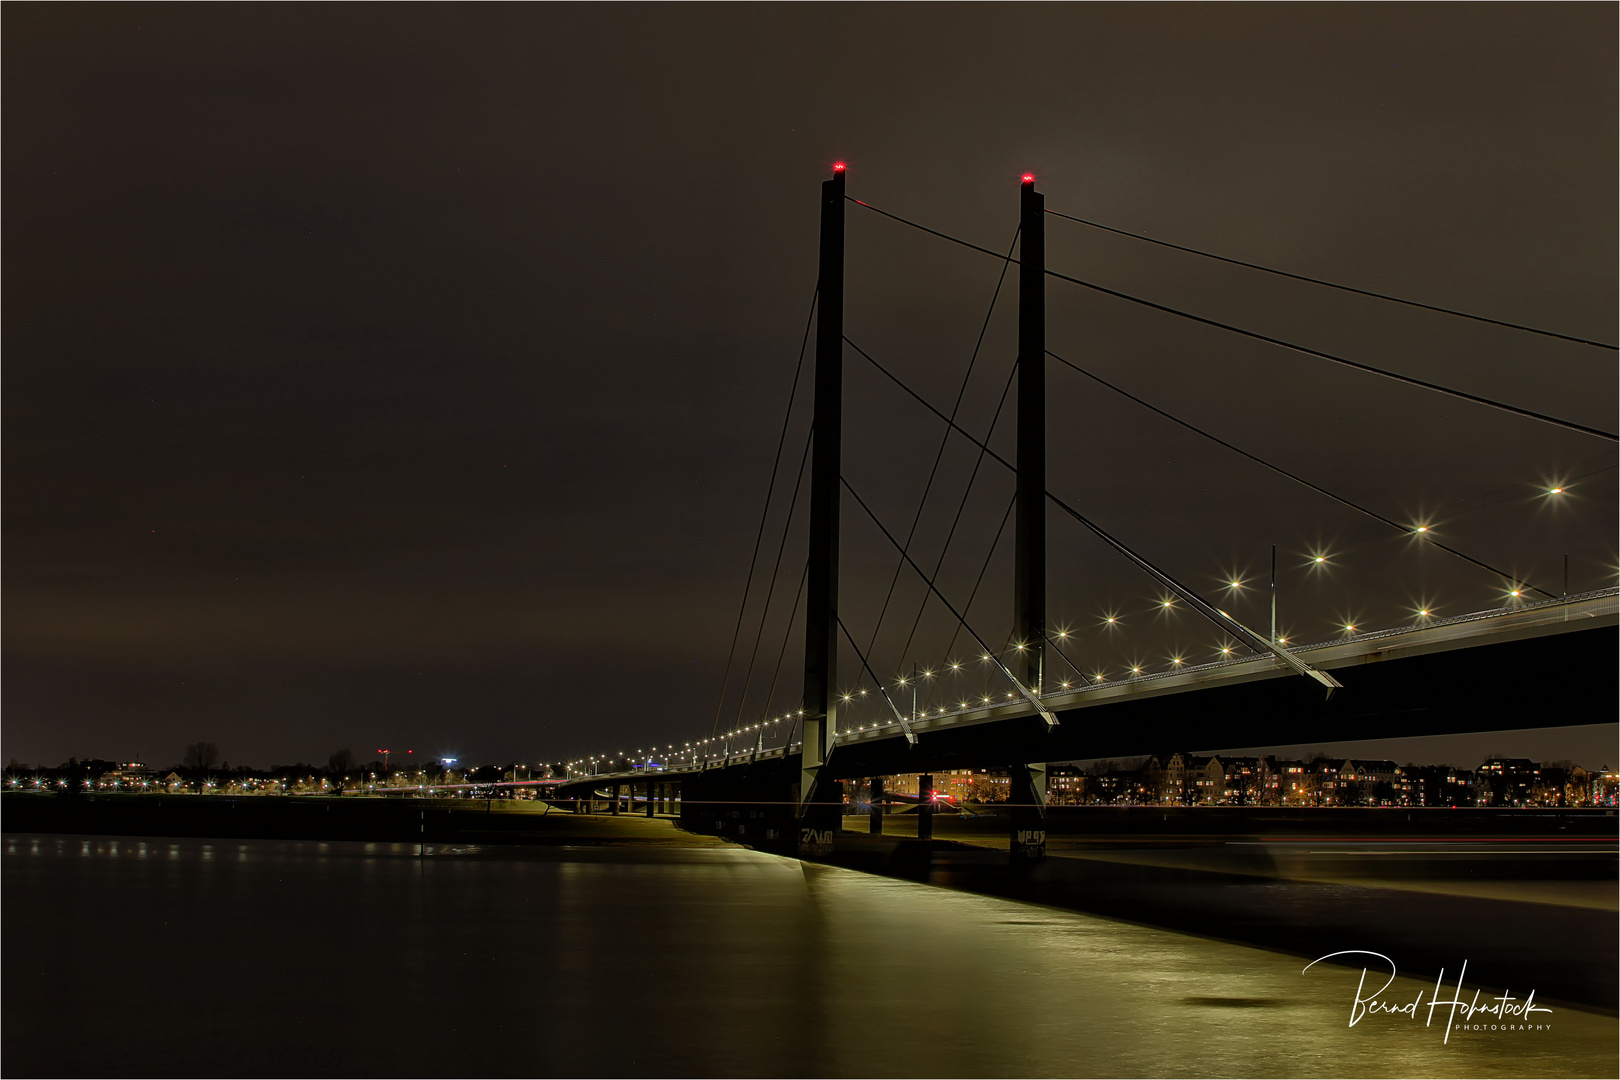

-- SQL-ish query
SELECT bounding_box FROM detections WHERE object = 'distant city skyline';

[1190,721,1619,771]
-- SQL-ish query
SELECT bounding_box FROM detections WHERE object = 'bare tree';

[183,742,220,771]
[328,748,355,774]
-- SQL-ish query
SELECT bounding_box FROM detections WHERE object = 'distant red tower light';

[833,161,847,172]
[1021,172,1035,183]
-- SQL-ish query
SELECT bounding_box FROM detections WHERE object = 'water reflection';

[3,836,1612,1078]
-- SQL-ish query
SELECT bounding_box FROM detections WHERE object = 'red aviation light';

[1021,173,1035,183]
[832,161,847,172]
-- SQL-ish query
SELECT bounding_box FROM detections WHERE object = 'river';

[3,834,1614,1078]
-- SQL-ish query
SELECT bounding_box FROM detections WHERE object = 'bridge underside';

[557,608,1615,802]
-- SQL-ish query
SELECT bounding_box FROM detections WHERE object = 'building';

[1394,765,1474,807]
[1337,760,1399,805]
[1476,758,1540,806]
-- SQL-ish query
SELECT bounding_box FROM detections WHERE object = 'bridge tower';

[1014,173,1046,694]
[1011,174,1049,859]
[797,162,847,856]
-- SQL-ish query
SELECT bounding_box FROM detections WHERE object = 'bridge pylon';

[1010,175,1050,861]
[797,162,847,856]
[1014,173,1046,692]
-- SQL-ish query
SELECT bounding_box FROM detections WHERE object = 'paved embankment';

[0,792,724,847]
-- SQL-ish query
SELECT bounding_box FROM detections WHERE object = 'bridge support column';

[1014,173,1047,694]
[869,777,884,835]
[917,774,934,841]
[1010,762,1048,860]
[645,780,655,818]
[797,162,847,859]
[610,783,620,816]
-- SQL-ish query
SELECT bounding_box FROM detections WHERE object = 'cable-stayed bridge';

[555,166,1617,858]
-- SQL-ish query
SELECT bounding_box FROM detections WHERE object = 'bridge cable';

[848,197,1617,442]
[1431,453,1616,524]
[710,288,817,740]
[859,227,1020,673]
[839,482,1015,725]
[727,424,815,736]
[835,616,918,744]
[1038,630,1095,686]
[919,490,1016,714]
[846,352,1018,716]
[757,558,810,746]
[899,369,1017,696]
[842,474,1060,724]
[1043,207,1618,351]
[844,336,1341,690]
[1046,347,1557,599]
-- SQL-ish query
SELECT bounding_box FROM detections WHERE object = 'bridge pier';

[917,774,934,841]
[609,783,620,816]
[644,780,655,817]
[869,777,884,835]
[1009,762,1048,860]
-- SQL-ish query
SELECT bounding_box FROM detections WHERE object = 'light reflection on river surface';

[4,835,1614,1078]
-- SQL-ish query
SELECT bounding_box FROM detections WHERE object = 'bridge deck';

[566,589,1616,788]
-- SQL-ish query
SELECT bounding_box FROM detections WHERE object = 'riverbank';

[0,792,723,847]
[7,791,1613,847]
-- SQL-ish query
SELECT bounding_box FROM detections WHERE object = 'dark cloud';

[4,5,1614,767]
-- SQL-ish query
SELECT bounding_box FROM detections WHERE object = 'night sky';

[5,6,1615,771]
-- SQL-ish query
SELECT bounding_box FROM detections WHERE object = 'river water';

[4,834,1614,1078]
